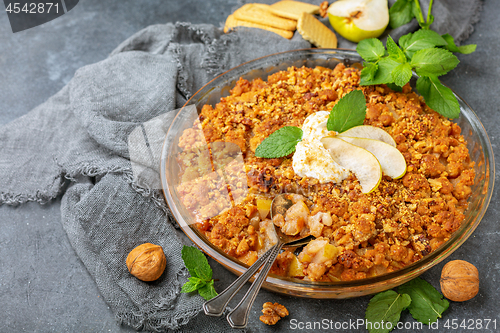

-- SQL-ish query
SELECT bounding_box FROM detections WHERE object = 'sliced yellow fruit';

[339,136,407,179]
[321,137,382,193]
[312,243,340,264]
[257,235,264,251]
[337,125,396,147]
[288,254,305,277]
[256,198,272,220]
[298,252,313,263]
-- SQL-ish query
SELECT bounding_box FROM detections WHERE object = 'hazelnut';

[440,260,479,302]
[126,243,166,281]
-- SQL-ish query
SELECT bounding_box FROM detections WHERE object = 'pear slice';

[337,125,396,147]
[321,137,382,193]
[327,0,389,43]
[339,136,406,179]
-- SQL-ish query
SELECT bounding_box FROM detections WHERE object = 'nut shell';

[126,243,166,282]
[440,260,479,302]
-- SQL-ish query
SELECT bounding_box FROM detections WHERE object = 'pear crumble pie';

[175,63,474,282]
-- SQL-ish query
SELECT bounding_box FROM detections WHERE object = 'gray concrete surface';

[0,0,499,332]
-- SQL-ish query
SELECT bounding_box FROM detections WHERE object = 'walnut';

[259,302,289,325]
[126,243,166,281]
[440,260,479,302]
[319,1,329,18]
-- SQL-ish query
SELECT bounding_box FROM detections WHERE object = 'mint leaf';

[365,290,411,333]
[400,30,447,58]
[398,33,412,51]
[386,35,406,63]
[442,33,477,54]
[398,277,449,324]
[254,126,303,158]
[392,63,413,87]
[389,0,414,29]
[181,245,212,280]
[386,83,403,92]
[181,277,206,293]
[198,280,218,301]
[181,246,218,300]
[361,57,400,86]
[327,90,366,133]
[410,48,459,77]
[357,38,386,62]
[416,75,460,118]
[361,62,378,81]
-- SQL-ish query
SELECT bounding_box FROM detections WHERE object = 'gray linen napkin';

[0,1,482,331]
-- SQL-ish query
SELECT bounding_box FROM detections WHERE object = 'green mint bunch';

[181,245,218,300]
[356,0,477,119]
[389,0,476,55]
[357,32,462,118]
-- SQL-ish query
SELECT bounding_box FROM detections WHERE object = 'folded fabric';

[0,0,482,331]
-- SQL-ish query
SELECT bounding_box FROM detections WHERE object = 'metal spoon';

[203,193,314,328]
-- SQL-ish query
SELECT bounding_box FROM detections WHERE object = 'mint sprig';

[399,29,447,58]
[198,280,218,300]
[357,33,462,118]
[365,290,411,333]
[361,57,400,86]
[441,33,477,54]
[365,277,450,333]
[398,277,450,324]
[386,36,406,63]
[392,63,412,87]
[254,126,303,158]
[327,90,367,133]
[181,245,218,300]
[416,75,460,118]
[410,48,459,77]
[357,38,386,62]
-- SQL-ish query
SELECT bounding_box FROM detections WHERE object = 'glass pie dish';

[160,49,494,298]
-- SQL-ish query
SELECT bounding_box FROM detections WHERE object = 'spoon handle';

[203,244,276,317]
[226,241,284,329]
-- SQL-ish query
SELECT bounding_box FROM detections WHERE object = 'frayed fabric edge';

[456,0,484,44]
[65,162,173,220]
[0,186,62,206]
[168,22,234,101]
[123,171,177,226]
[202,33,238,77]
[115,267,202,332]
[116,308,200,333]
[0,163,65,205]
[64,164,131,181]
[0,160,171,214]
